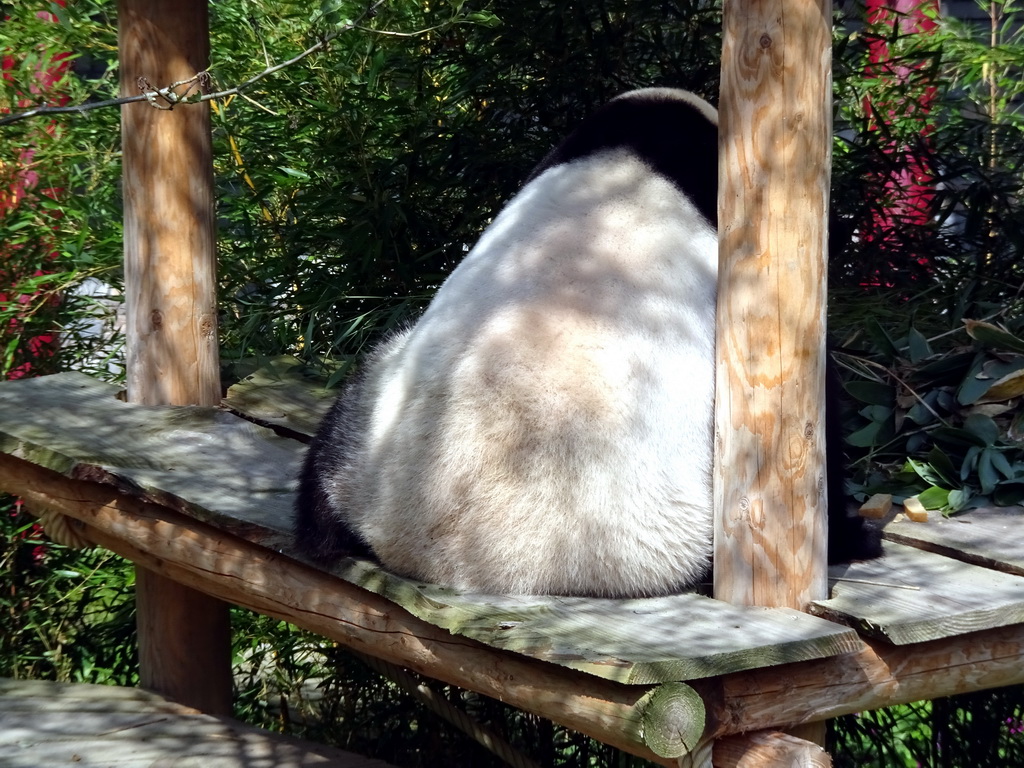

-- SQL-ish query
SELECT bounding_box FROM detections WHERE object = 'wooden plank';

[715,0,833,609]
[332,559,863,684]
[811,542,1024,644]
[884,506,1024,577]
[0,371,299,538]
[8,456,1024,750]
[0,374,861,685]
[135,565,232,713]
[223,355,337,438]
[0,678,397,768]
[713,731,831,768]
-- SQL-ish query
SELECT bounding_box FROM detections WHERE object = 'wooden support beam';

[698,620,1024,735]
[714,0,834,755]
[713,731,831,767]
[119,0,227,714]
[134,568,231,714]
[714,0,834,611]
[119,0,220,406]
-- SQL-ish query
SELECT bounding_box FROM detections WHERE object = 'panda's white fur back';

[297,88,721,597]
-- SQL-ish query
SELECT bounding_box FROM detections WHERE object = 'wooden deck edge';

[0,372,863,687]
[697,620,1024,738]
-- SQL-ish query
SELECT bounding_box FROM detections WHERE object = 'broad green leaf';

[977,448,999,495]
[845,380,895,406]
[859,404,893,422]
[926,446,959,487]
[907,327,932,362]
[906,390,941,425]
[957,355,992,405]
[847,421,883,447]
[917,485,950,510]
[964,319,1024,354]
[946,488,971,512]
[990,449,1016,481]
[905,458,939,485]
[962,445,983,481]
[964,412,1000,447]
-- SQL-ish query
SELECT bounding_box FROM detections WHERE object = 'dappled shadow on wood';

[0,678,396,768]
[0,371,300,537]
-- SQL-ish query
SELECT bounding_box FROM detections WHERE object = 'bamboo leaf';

[907,327,932,362]
[964,319,1024,354]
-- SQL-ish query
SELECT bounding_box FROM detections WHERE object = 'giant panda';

[294,88,882,598]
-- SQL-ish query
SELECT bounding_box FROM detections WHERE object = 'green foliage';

[230,631,652,767]
[831,0,1024,296]
[0,498,137,684]
[0,0,123,380]
[206,0,722,370]
[833,690,1024,768]
[2,1,1024,766]
[837,314,1024,513]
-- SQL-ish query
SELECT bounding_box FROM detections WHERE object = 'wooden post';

[119,0,230,714]
[714,731,831,767]
[715,0,833,754]
[714,0,833,612]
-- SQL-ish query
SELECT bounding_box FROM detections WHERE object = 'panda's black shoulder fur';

[294,324,415,563]
[294,363,373,562]
[527,88,719,227]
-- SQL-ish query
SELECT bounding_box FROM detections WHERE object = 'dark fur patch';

[826,351,884,563]
[294,368,373,561]
[527,92,719,227]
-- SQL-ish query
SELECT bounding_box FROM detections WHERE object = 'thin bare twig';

[0,0,389,127]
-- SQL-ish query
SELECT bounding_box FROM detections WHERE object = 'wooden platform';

[0,678,395,767]
[2,365,1024,765]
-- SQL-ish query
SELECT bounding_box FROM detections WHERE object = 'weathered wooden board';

[884,506,1024,577]
[812,541,1024,644]
[0,373,861,685]
[0,371,299,541]
[0,678,395,768]
[331,559,862,684]
[223,355,337,438]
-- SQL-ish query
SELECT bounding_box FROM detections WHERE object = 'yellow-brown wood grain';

[119,0,226,714]
[714,0,833,611]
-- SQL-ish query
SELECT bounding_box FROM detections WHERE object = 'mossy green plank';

[222,355,337,438]
[0,372,299,540]
[327,558,860,684]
